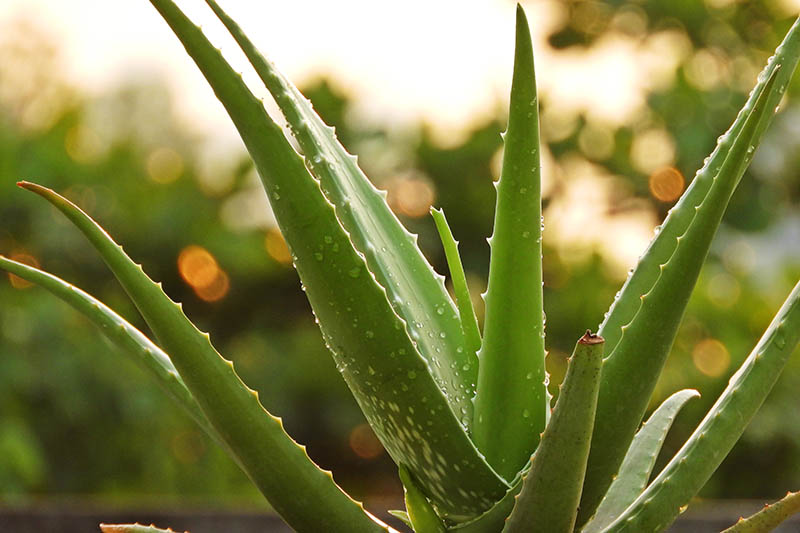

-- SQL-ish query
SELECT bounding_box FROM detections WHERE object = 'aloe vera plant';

[2,2,800,532]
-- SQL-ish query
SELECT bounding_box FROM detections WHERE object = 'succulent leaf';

[399,466,447,533]
[387,510,413,530]
[146,0,509,520]
[448,473,525,533]
[503,332,604,533]
[430,207,481,357]
[580,389,699,533]
[0,255,221,451]
[578,25,800,522]
[602,279,800,532]
[721,490,800,533]
[473,4,547,481]
[17,182,390,533]
[202,0,477,422]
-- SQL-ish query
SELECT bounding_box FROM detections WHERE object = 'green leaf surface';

[399,466,447,533]
[71,1,510,518]
[431,208,481,357]
[387,510,413,530]
[0,255,221,450]
[580,389,699,533]
[203,0,476,423]
[722,491,800,533]
[578,26,800,522]
[17,182,389,533]
[448,472,525,533]
[503,332,604,533]
[473,4,547,481]
[603,279,800,532]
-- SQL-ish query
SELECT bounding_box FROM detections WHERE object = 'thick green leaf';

[387,510,413,530]
[0,255,220,449]
[722,491,800,533]
[17,182,389,533]
[603,279,800,532]
[578,27,800,521]
[503,332,604,533]
[448,472,525,533]
[146,0,509,520]
[431,208,481,357]
[473,4,547,481]
[203,0,476,423]
[399,466,447,533]
[580,389,699,533]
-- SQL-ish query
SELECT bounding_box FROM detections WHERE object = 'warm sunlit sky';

[0,0,710,273]
[0,0,672,141]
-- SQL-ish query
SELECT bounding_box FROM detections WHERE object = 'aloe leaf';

[0,255,221,449]
[202,0,476,422]
[722,491,800,533]
[449,472,525,533]
[99,525,184,533]
[503,332,604,533]
[430,207,481,356]
[472,4,546,480]
[146,0,509,520]
[16,182,392,533]
[602,279,800,532]
[580,389,699,533]
[387,510,413,530]
[578,34,799,522]
[399,466,447,533]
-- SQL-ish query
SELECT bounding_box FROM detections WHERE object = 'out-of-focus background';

[1,0,799,522]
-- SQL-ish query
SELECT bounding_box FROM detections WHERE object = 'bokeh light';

[265,229,292,265]
[177,245,229,302]
[348,423,384,460]
[147,147,184,184]
[387,176,435,218]
[692,338,731,377]
[649,167,684,203]
[64,124,103,163]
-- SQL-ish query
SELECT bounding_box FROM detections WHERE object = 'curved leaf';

[430,207,481,357]
[603,279,800,532]
[17,182,389,533]
[0,255,220,449]
[203,0,476,423]
[399,466,446,533]
[722,491,800,533]
[145,0,509,520]
[580,389,699,533]
[578,29,800,521]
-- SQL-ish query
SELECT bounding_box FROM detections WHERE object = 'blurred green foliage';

[0,0,799,512]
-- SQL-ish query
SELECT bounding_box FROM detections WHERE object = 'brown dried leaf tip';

[579,330,605,345]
